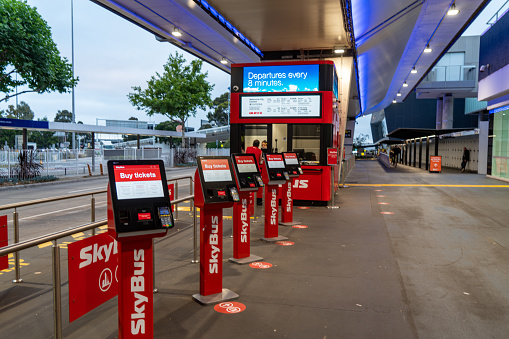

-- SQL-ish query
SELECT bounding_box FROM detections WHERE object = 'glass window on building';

[492,110,509,179]
[434,52,465,81]
[292,124,321,164]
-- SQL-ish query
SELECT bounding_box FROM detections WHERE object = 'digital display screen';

[234,155,258,173]
[200,159,233,182]
[240,94,321,118]
[283,153,299,165]
[266,154,285,169]
[113,164,164,200]
[158,207,170,215]
[243,64,319,93]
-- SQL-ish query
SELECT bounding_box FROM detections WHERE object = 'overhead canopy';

[376,137,406,145]
[91,0,489,117]
[387,127,475,140]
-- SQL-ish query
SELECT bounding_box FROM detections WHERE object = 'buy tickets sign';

[68,233,118,322]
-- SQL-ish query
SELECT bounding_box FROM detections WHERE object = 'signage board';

[240,94,321,118]
[68,233,118,322]
[345,130,352,138]
[283,153,299,165]
[327,148,338,165]
[243,64,319,93]
[430,156,442,172]
[112,164,164,200]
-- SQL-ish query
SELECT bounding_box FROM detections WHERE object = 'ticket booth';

[107,159,174,338]
[193,156,240,304]
[280,152,303,226]
[230,60,341,206]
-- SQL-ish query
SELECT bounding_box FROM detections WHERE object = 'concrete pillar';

[436,97,443,130]
[478,117,489,175]
[419,138,423,168]
[442,94,454,129]
[91,132,95,172]
[413,139,417,167]
[426,137,430,170]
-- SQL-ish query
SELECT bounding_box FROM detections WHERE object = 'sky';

[2,0,508,138]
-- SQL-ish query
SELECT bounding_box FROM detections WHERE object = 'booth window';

[292,125,320,164]
[244,124,268,152]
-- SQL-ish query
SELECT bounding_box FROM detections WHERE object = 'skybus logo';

[209,215,220,274]
[293,180,308,188]
[241,198,248,242]
[270,188,277,225]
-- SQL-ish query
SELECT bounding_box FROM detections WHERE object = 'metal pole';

[71,0,76,151]
[327,169,339,209]
[153,239,158,293]
[189,177,193,215]
[192,198,198,263]
[91,196,96,236]
[252,192,258,223]
[52,242,62,339]
[76,149,78,176]
[12,210,22,283]
[174,181,179,221]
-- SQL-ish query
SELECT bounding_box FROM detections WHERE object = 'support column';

[426,137,430,170]
[137,135,141,149]
[405,141,409,165]
[22,128,28,150]
[419,138,423,168]
[413,139,417,167]
[436,97,443,130]
[91,132,95,173]
[434,135,439,156]
[442,94,454,129]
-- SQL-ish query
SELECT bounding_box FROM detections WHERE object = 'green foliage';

[29,117,58,148]
[206,139,230,149]
[155,120,180,146]
[353,133,369,149]
[0,0,77,102]
[199,123,212,130]
[0,175,58,186]
[123,117,139,142]
[0,128,15,148]
[206,92,229,126]
[1,101,34,119]
[54,109,72,122]
[128,52,214,146]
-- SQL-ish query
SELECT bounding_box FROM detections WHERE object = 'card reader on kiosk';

[280,153,303,226]
[193,156,240,305]
[229,154,264,264]
[106,159,174,338]
[261,153,290,242]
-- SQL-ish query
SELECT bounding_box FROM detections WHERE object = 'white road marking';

[68,187,106,193]
[17,201,106,221]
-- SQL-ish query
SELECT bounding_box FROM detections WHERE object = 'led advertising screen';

[113,164,164,200]
[266,154,285,169]
[283,153,299,165]
[200,158,233,182]
[243,64,319,93]
[240,94,321,118]
[234,155,258,173]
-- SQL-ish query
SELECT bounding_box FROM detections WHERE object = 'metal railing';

[0,193,197,339]
[421,65,477,84]
[340,155,356,186]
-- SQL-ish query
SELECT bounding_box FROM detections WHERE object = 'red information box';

[327,148,338,165]
[430,156,442,172]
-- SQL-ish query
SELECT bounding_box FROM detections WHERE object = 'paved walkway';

[4,159,509,338]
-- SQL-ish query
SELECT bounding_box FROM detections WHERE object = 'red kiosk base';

[192,205,239,305]
[261,184,289,243]
[279,179,301,226]
[229,191,263,264]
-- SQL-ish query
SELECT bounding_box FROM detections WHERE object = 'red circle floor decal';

[249,262,273,269]
[380,212,394,215]
[214,302,246,314]
[292,224,308,229]
[276,241,294,246]
[297,207,310,210]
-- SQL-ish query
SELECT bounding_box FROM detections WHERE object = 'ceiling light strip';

[193,0,263,57]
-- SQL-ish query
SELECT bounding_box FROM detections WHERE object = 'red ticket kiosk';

[194,156,240,305]
[261,153,290,242]
[280,152,303,226]
[229,154,264,264]
[230,60,341,206]
[107,160,174,338]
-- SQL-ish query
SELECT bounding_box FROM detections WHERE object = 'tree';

[206,92,229,126]
[155,120,180,147]
[29,117,58,149]
[353,133,369,150]
[1,101,34,120]
[0,0,77,102]
[128,52,214,147]
[54,109,73,122]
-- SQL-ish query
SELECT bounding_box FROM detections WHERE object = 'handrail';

[0,190,107,211]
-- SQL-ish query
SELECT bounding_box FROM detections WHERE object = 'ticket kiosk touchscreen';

[107,160,174,234]
[197,156,240,204]
[283,152,303,176]
[264,153,289,184]
[231,154,264,191]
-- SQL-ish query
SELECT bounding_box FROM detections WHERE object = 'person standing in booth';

[246,140,263,170]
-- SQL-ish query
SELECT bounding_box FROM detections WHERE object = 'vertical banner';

[327,148,339,165]
[281,180,294,223]
[0,215,8,270]
[167,183,175,212]
[68,233,118,322]
[264,185,279,238]
[200,207,223,296]
[233,192,250,259]
[118,238,153,338]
